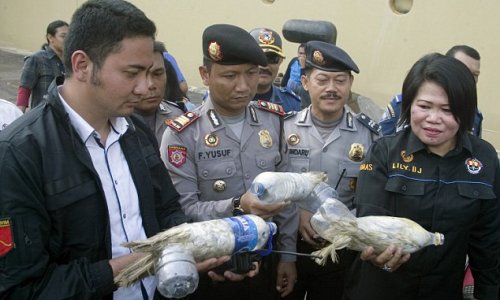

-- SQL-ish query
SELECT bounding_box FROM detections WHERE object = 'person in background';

[16,20,68,112]
[281,43,306,95]
[250,27,301,113]
[345,53,500,300]
[135,41,185,145]
[0,99,22,131]
[284,40,379,300]
[163,51,189,94]
[0,1,227,298]
[379,45,483,137]
[163,51,197,111]
[160,24,298,299]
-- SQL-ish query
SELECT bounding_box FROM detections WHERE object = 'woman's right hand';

[360,245,411,272]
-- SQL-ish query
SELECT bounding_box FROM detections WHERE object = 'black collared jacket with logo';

[345,128,500,300]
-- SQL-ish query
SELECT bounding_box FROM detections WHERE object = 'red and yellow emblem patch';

[0,218,14,256]
[168,145,187,167]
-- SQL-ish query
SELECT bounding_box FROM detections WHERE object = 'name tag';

[198,149,232,160]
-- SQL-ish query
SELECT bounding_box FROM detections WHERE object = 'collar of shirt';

[405,129,472,157]
[58,87,129,144]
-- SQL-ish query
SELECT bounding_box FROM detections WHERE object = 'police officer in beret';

[284,40,380,300]
[160,24,298,299]
[249,28,301,113]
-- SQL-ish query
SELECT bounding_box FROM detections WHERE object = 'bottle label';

[226,215,258,253]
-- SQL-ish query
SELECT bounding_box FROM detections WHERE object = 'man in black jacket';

[0,1,226,299]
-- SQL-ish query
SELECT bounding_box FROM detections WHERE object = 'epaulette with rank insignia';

[167,112,199,132]
[356,113,380,134]
[284,111,297,120]
[256,100,285,116]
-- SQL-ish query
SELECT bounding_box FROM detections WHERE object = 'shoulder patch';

[356,113,380,134]
[167,112,199,132]
[256,100,285,116]
[284,111,297,120]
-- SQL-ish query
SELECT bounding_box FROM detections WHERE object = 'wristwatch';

[232,195,245,216]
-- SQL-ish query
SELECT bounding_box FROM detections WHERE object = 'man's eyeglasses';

[265,53,281,64]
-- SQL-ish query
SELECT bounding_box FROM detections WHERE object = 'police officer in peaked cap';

[250,27,301,113]
[284,40,379,300]
[160,23,298,299]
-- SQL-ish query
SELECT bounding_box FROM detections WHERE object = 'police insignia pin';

[348,143,364,162]
[313,50,325,65]
[205,133,219,147]
[259,129,273,148]
[287,133,300,146]
[208,41,223,61]
[259,29,275,45]
[213,180,226,192]
[401,150,414,163]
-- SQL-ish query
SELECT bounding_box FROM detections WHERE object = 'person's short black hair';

[63,0,156,77]
[446,45,480,60]
[399,52,477,136]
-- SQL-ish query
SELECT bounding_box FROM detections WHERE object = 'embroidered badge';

[258,129,273,148]
[205,133,219,147]
[465,158,482,174]
[167,145,187,167]
[313,50,325,66]
[0,218,14,256]
[287,133,300,146]
[208,41,223,61]
[401,150,414,163]
[349,143,364,162]
[258,29,275,45]
[213,180,226,192]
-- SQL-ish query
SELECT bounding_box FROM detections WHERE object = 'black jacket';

[345,129,500,300]
[0,85,187,299]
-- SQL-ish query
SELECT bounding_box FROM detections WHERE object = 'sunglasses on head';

[265,53,281,64]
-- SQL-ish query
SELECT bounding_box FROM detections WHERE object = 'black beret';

[249,28,285,58]
[305,40,359,73]
[203,24,267,66]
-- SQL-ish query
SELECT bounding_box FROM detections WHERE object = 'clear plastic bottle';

[297,181,339,213]
[154,215,278,298]
[156,244,198,299]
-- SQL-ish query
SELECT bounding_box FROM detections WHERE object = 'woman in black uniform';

[344,53,500,300]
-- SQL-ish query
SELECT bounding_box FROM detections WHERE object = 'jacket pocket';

[289,158,310,173]
[256,153,279,171]
[385,176,425,196]
[44,172,99,211]
[457,184,496,200]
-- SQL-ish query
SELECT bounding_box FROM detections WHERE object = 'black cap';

[249,28,285,58]
[203,24,267,66]
[305,41,359,73]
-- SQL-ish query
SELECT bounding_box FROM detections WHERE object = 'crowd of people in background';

[0,1,498,300]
